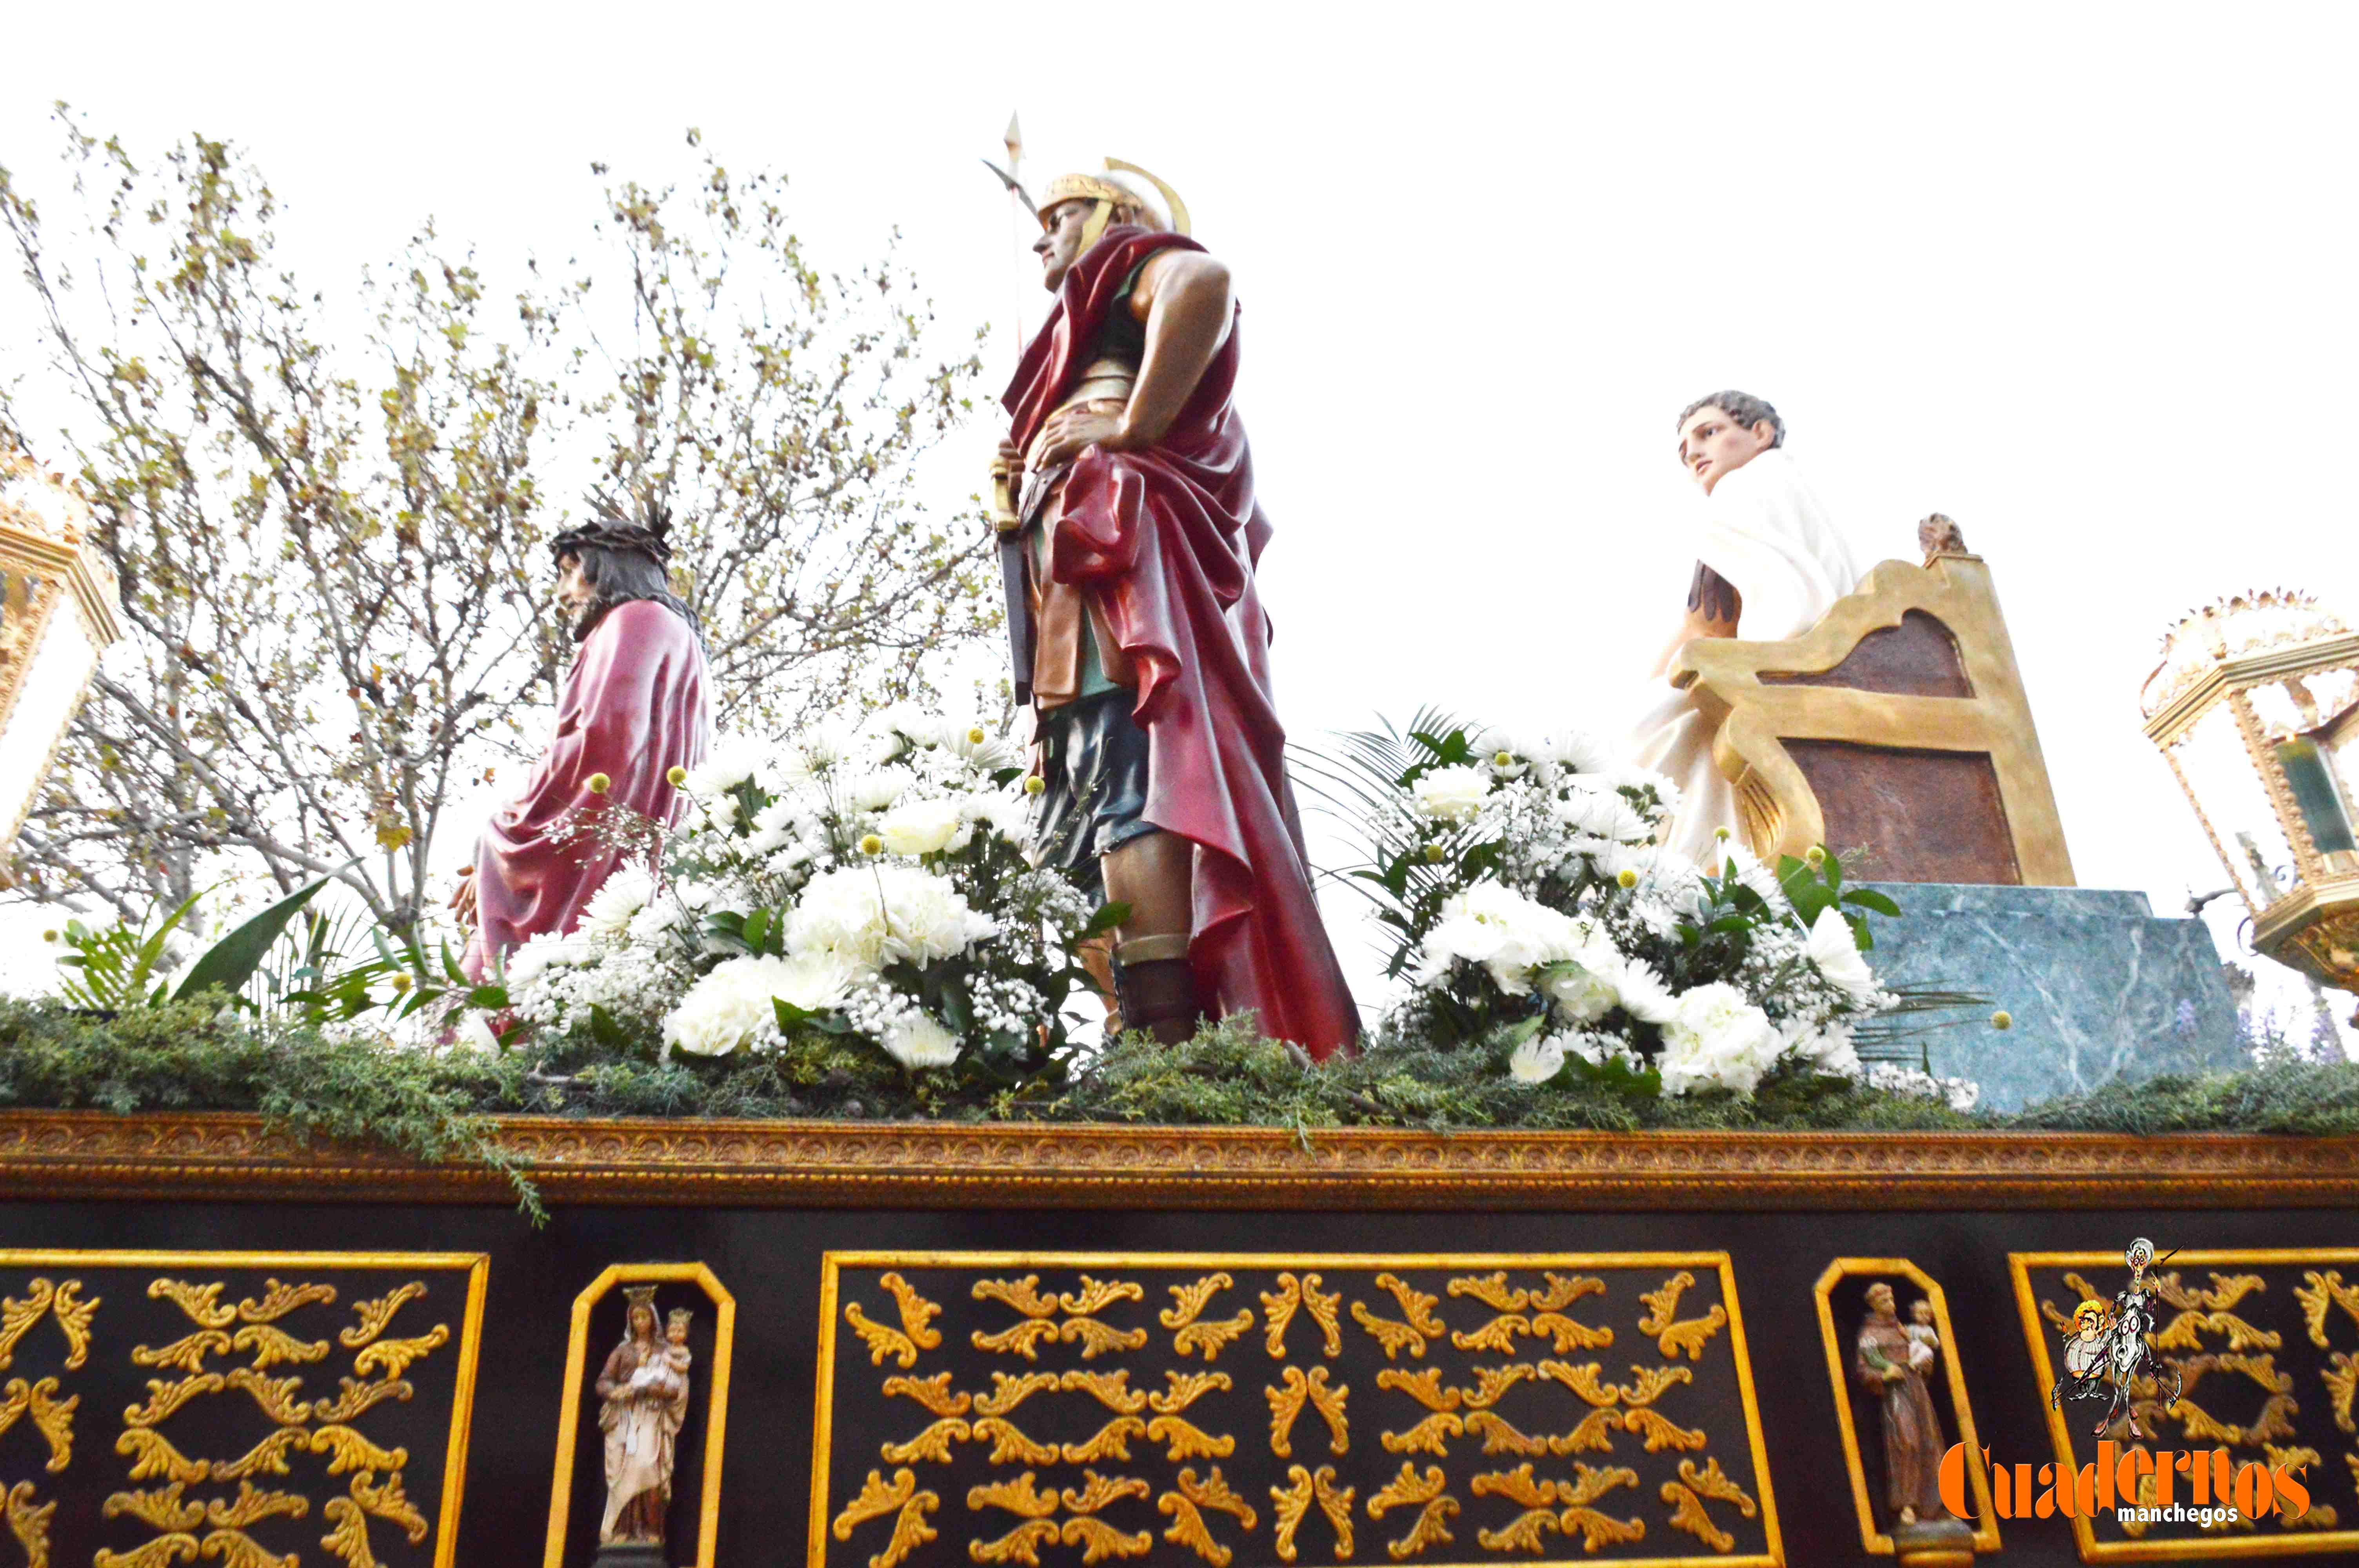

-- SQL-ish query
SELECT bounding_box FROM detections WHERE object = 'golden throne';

[1667,518,2075,885]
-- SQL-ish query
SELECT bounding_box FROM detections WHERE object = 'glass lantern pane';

[2171,702,2298,910]
[2275,738,2357,854]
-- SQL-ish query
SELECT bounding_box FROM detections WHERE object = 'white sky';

[7,2,2355,1039]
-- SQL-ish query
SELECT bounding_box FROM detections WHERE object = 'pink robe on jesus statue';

[463,599,711,981]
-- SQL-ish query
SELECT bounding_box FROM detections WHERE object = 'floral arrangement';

[1317,715,1905,1098]
[487,708,1108,1082]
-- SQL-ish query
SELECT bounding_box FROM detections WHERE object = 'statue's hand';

[1882,1365,1905,1383]
[994,437,1025,479]
[448,868,479,929]
[1029,405,1129,470]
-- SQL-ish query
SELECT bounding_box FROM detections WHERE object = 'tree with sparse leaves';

[0,111,997,935]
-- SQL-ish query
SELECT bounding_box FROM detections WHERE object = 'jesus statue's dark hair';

[567,543,699,644]
[1677,390,1785,448]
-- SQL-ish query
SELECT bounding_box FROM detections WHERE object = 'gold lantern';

[2141,590,2359,991]
[0,445,120,881]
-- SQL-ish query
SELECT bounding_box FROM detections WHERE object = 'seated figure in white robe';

[1627,392,1859,866]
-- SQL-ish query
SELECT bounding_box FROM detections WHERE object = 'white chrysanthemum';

[455,1011,502,1052]
[935,718,1022,772]
[1541,956,1620,1025]
[1508,1032,1566,1083]
[1806,904,1882,1005]
[1657,981,1783,1097]
[578,863,658,942]
[876,797,973,857]
[960,792,1032,846]
[506,931,594,991]
[664,952,856,1056]
[680,738,763,801]
[625,899,688,946]
[1553,786,1650,843]
[1411,765,1492,823]
[1720,841,1791,912]
[843,767,914,813]
[1781,1016,1862,1078]
[1418,880,1586,995]
[881,1011,962,1069]
[767,722,859,786]
[1608,958,1680,1025]
[1562,1031,1643,1071]
[1532,728,1614,775]
[787,864,994,971]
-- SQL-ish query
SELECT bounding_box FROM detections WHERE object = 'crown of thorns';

[551,490,674,566]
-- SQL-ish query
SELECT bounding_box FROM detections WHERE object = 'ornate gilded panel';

[809,1252,1782,1568]
[2010,1248,2359,1561]
[0,1249,487,1568]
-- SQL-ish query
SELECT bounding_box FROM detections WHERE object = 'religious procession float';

[3,126,2357,1568]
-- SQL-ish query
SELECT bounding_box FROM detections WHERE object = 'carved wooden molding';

[1672,553,2075,886]
[1,1111,2354,1210]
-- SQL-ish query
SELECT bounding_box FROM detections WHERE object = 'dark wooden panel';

[1788,742,2022,884]
[1761,610,1974,698]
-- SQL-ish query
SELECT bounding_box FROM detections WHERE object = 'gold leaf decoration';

[1374,1368,1461,1414]
[2154,1271,2266,1313]
[4,1481,53,1568]
[972,1319,1060,1361]
[351,1470,430,1545]
[969,1519,1059,1566]
[1061,1369,1149,1413]
[1456,1364,1533,1411]
[311,1376,412,1425]
[1060,1277,1146,1317]
[974,1372,1060,1416]
[209,1428,308,1482]
[1150,1369,1232,1414]
[1061,1318,1149,1360]
[0,1281,56,1368]
[104,1483,207,1534]
[205,1482,311,1530]
[2171,1392,2298,1447]
[1448,1316,1528,1355]
[1448,1273,1531,1313]
[231,1324,330,1370]
[1061,1471,1152,1514]
[308,1424,409,1475]
[1660,1482,1734,1553]
[1062,1416,1149,1465]
[148,1279,235,1329]
[236,1279,335,1323]
[1527,1311,1613,1354]
[972,1417,1061,1467]
[49,1281,97,1370]
[1530,1273,1605,1313]
[1176,1466,1256,1529]
[195,1528,297,1568]
[1368,1276,1445,1339]
[1300,1275,1344,1359]
[1468,1465,1554,1508]
[1474,1507,1559,1555]
[2299,1270,2359,1348]
[1302,1366,1350,1454]
[133,1330,235,1374]
[972,1276,1060,1319]
[1147,1414,1235,1462]
[1261,1274,1304,1358]
[1368,1462,1449,1517]
[1677,1457,1757,1518]
[1312,1466,1357,1558]
[1382,1496,1457,1561]
[1636,1272,1692,1335]
[1463,1411,1549,1458]
[1558,1408,1621,1455]
[878,1273,945,1352]
[224,1367,314,1425]
[1557,1501,1646,1552]
[884,1371,972,1417]
[880,1417,970,1465]
[1536,1360,1618,1408]
[1059,1515,1150,1566]
[1617,1364,1695,1408]
[1175,1311,1253,1363]
[1349,1303,1427,1362]
[2174,1351,2292,1397]
[1269,1366,1311,1456]
[1654,1305,1727,1363]
[2327,1351,2359,1434]
[872,1492,941,1568]
[1157,1492,1232,1567]
[1378,1413,1462,1457]
[1162,1275,1234,1332]
[1559,1463,1639,1508]
[1620,1407,1708,1453]
[339,1283,428,1349]
[832,1468,918,1541]
[847,1303,923,1369]
[967,1472,1060,1519]
[2151,1310,2281,1354]
[353,1324,448,1380]
[95,1538,200,1568]
[115,1427,212,1485]
[1270,1465,1316,1563]
[319,1497,380,1568]
[122,1373,226,1429]
[2,1377,75,1470]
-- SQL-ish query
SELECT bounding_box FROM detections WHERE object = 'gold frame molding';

[0,1247,488,1568]
[1811,1258,2000,1557]
[5,1112,2359,1211]
[1672,551,2075,884]
[809,1249,1784,1568]
[543,1261,737,1568]
[2007,1248,2359,1562]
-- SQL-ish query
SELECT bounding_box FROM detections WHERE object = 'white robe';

[1625,448,1859,866]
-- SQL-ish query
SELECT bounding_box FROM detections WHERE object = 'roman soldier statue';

[990,158,1357,1058]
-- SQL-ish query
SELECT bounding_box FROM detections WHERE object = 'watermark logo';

[2049,1235,2183,1439]
[1939,1440,2310,1526]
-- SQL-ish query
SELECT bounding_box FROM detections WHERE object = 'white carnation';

[877,797,973,857]
[881,1011,963,1069]
[578,862,657,942]
[1411,765,1492,823]
[788,864,994,971]
[1657,981,1783,1097]
[1418,880,1586,995]
[1806,904,1883,1005]
[664,952,856,1057]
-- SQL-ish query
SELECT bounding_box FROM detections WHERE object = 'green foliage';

[51,891,207,1009]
